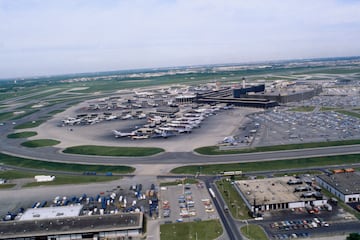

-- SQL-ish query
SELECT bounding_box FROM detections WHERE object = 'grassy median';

[0,153,135,174]
[63,145,164,157]
[194,139,360,155]
[21,139,60,147]
[240,224,268,240]
[7,131,37,138]
[171,154,360,175]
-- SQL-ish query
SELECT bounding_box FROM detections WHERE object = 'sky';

[1,0,360,79]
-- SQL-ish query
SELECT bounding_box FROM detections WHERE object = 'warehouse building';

[316,171,360,203]
[234,177,326,216]
[0,210,143,240]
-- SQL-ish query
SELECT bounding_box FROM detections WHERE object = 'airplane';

[112,130,135,138]
[121,114,133,120]
[62,117,81,125]
[138,113,146,119]
[105,115,117,121]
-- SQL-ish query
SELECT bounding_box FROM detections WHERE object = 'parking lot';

[159,182,219,224]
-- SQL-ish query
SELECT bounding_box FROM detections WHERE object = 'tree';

[347,233,360,240]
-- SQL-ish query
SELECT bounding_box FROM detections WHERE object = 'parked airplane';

[105,115,117,121]
[112,130,135,138]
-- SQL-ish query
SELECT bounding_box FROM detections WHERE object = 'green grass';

[23,175,120,187]
[0,153,135,174]
[159,178,199,187]
[7,131,37,139]
[63,145,164,157]
[240,224,268,240]
[289,106,315,112]
[320,107,339,111]
[47,109,65,115]
[0,170,35,179]
[160,219,223,240]
[194,139,360,155]
[335,110,360,119]
[216,179,250,220]
[171,154,360,175]
[13,120,45,129]
[21,139,60,148]
[0,184,16,189]
[0,112,14,121]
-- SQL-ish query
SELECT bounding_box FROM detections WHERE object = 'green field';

[0,184,16,189]
[160,220,223,240]
[159,178,199,187]
[335,110,360,119]
[63,145,164,157]
[240,224,268,240]
[171,154,360,175]
[289,106,315,112]
[7,131,37,138]
[21,139,60,147]
[0,153,135,173]
[194,139,360,155]
[0,170,35,179]
[216,179,250,220]
[14,120,45,129]
[24,175,120,187]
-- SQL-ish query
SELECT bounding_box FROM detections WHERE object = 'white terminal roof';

[20,205,83,221]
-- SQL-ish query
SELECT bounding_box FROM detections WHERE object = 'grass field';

[13,120,45,129]
[160,220,223,240]
[21,139,60,147]
[335,110,360,119]
[7,131,37,138]
[171,154,360,175]
[0,170,35,179]
[289,106,315,112]
[240,224,268,240]
[0,184,16,189]
[159,178,198,187]
[0,153,135,173]
[23,175,120,187]
[63,145,164,157]
[194,139,360,155]
[216,179,250,220]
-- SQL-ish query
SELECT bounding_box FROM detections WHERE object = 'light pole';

[243,220,249,235]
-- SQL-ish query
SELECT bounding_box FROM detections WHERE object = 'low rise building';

[235,176,326,215]
[316,172,360,203]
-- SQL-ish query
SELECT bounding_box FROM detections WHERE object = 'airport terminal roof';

[235,176,316,206]
[317,172,360,195]
[20,205,83,221]
[0,212,143,239]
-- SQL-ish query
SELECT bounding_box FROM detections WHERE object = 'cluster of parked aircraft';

[61,112,146,126]
[112,106,227,140]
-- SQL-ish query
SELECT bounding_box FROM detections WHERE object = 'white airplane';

[62,117,81,125]
[138,113,146,119]
[121,114,133,120]
[112,130,135,138]
[105,115,117,121]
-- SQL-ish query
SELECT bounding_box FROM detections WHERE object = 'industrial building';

[316,171,360,203]
[0,205,143,240]
[234,177,326,215]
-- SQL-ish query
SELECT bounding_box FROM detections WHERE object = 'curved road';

[2,102,360,166]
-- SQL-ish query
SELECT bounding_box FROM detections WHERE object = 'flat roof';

[317,172,360,195]
[236,176,316,206]
[20,205,83,221]
[0,212,143,239]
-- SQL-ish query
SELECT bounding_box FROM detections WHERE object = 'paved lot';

[159,182,218,224]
